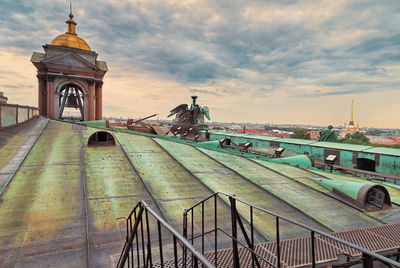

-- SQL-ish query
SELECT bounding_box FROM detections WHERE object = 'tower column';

[95,82,103,120]
[88,80,95,121]
[37,75,44,115]
[47,76,55,119]
[43,77,47,117]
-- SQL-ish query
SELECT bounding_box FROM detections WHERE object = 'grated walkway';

[154,223,400,267]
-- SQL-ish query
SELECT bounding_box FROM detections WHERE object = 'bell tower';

[31,6,107,121]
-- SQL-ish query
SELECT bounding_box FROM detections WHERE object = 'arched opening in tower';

[59,83,84,120]
[87,131,116,146]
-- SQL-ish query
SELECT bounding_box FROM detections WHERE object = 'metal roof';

[362,146,400,156]
[30,52,45,63]
[1,119,399,267]
[211,132,400,157]
[308,141,372,151]
[276,137,316,145]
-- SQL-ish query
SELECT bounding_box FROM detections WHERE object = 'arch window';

[58,83,84,120]
[88,131,116,146]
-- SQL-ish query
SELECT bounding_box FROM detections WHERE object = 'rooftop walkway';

[0,117,48,193]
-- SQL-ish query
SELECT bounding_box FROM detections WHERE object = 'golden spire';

[65,2,77,35]
[350,100,354,124]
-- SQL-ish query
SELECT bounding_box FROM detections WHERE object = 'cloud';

[190,88,221,96]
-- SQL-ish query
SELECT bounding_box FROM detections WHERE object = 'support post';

[95,82,102,120]
[276,217,281,268]
[361,253,373,268]
[37,75,44,116]
[58,87,70,118]
[88,80,94,121]
[43,78,47,116]
[47,76,55,119]
[230,196,240,268]
[16,106,18,124]
[75,88,84,120]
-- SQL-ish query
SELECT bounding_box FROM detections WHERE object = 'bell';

[65,94,79,108]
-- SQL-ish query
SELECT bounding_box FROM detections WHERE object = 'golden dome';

[50,11,91,51]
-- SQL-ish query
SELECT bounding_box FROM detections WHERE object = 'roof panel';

[242,134,282,141]
[312,141,372,151]
[362,147,400,156]
[278,138,317,145]
[30,52,45,63]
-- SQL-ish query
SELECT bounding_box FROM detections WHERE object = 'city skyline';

[1,0,400,128]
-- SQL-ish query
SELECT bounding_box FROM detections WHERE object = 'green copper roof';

[96,60,108,71]
[270,155,312,168]
[309,178,366,200]
[362,147,400,156]
[30,52,45,63]
[1,119,393,266]
[77,120,107,128]
[276,138,316,145]
[241,134,281,141]
[312,141,372,151]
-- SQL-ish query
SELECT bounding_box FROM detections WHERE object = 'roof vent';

[88,131,116,146]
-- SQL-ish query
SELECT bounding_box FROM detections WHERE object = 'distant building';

[309,130,320,140]
[342,100,360,136]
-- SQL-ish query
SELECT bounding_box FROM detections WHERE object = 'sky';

[1,0,400,128]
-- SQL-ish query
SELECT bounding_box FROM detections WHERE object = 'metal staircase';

[117,192,400,268]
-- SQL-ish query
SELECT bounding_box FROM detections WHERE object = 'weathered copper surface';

[155,138,329,239]
[199,148,381,231]
[0,120,397,267]
[0,117,48,193]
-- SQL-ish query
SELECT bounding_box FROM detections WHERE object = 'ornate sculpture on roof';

[168,96,210,125]
[318,125,338,142]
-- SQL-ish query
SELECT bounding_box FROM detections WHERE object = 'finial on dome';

[65,2,77,35]
[69,2,73,19]
[49,3,91,50]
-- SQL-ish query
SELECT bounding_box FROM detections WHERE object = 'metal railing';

[183,192,400,268]
[117,201,214,268]
[314,160,400,185]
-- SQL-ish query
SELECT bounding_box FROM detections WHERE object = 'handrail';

[314,160,400,184]
[117,201,215,268]
[184,191,400,268]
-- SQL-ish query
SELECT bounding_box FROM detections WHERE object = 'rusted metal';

[150,221,400,267]
[195,220,400,268]
[127,113,158,126]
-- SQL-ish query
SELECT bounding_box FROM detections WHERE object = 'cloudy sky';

[1,0,400,127]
